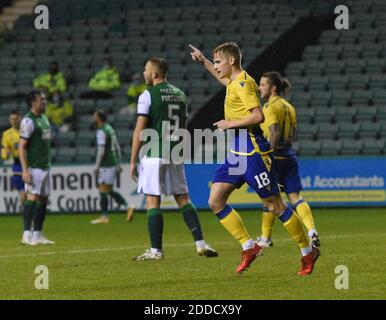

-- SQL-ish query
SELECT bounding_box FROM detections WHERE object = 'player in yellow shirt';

[258,71,320,248]
[190,43,320,275]
[1,111,26,206]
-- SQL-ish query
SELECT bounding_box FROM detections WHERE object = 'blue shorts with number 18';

[212,151,280,199]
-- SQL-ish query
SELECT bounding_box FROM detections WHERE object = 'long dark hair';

[262,71,292,96]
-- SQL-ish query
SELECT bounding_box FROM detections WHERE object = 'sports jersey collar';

[268,95,281,104]
[229,70,247,85]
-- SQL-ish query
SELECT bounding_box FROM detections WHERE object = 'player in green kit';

[130,57,217,260]
[19,90,54,245]
[90,110,134,224]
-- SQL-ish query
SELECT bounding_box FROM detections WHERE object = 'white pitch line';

[0,233,385,260]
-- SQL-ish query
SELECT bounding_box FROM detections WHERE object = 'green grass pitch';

[0,208,385,300]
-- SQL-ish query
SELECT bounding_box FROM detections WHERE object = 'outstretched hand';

[189,44,205,63]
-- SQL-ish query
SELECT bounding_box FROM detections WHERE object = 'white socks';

[241,239,255,251]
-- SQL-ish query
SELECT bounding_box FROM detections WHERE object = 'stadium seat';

[317,123,339,140]
[56,147,76,163]
[340,139,363,155]
[320,139,342,156]
[339,122,360,139]
[297,123,317,140]
[331,91,352,106]
[75,130,96,147]
[315,107,336,123]
[55,131,76,147]
[75,146,95,163]
[300,140,320,156]
[362,139,384,155]
[359,121,381,139]
[328,75,349,91]
[355,105,377,122]
[325,60,344,75]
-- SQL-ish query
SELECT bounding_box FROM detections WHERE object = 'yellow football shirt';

[260,96,297,157]
[1,127,20,160]
[224,71,272,155]
[225,70,261,121]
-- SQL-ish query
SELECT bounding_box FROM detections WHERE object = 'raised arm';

[189,44,228,87]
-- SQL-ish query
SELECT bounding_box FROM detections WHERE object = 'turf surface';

[0,208,385,300]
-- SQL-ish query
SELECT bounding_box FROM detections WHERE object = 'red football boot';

[236,243,263,274]
[297,247,321,276]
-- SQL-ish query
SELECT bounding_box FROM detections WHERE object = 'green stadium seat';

[308,76,328,91]
[366,58,386,76]
[375,105,386,121]
[314,107,335,123]
[321,45,341,60]
[55,131,76,147]
[340,139,363,155]
[319,31,338,44]
[297,123,317,140]
[300,140,320,156]
[338,29,359,44]
[75,146,96,163]
[317,123,339,140]
[379,121,386,139]
[372,89,386,105]
[302,45,322,60]
[285,62,304,76]
[348,74,369,90]
[362,139,384,155]
[351,91,372,106]
[74,99,96,115]
[115,128,131,142]
[325,60,344,75]
[75,129,96,146]
[339,122,360,139]
[331,91,351,106]
[341,44,362,59]
[362,45,382,60]
[328,75,348,91]
[369,74,386,90]
[355,105,377,122]
[290,76,308,91]
[345,58,366,74]
[56,147,76,163]
[76,115,94,131]
[320,139,341,156]
[359,121,381,139]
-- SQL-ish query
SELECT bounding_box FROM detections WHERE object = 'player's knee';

[265,197,286,216]
[208,197,223,213]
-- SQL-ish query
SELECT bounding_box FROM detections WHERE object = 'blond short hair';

[212,42,242,66]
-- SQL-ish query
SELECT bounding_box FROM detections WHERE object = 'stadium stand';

[0,0,385,163]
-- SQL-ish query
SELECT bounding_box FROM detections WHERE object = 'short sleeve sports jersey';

[1,127,20,162]
[96,123,119,167]
[260,96,297,158]
[137,82,187,159]
[20,111,51,169]
[224,71,271,156]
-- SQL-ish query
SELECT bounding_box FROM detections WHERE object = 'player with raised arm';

[19,91,54,245]
[90,110,134,224]
[257,71,320,248]
[130,57,218,261]
[190,43,320,275]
